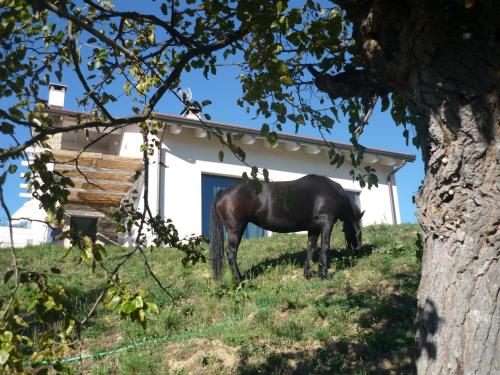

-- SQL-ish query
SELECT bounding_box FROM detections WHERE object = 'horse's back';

[215,182,260,225]
[215,174,352,233]
[255,175,346,232]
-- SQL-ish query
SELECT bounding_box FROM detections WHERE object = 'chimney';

[177,87,200,120]
[48,83,67,108]
[183,107,201,120]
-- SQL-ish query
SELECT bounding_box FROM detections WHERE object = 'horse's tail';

[209,192,225,280]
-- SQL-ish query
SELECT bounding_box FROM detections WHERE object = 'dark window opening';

[70,216,98,242]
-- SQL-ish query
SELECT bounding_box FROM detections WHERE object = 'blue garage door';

[202,174,265,240]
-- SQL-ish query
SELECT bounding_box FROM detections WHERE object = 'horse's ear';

[360,210,365,218]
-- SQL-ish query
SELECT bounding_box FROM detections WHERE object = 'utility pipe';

[387,160,407,225]
[157,124,168,217]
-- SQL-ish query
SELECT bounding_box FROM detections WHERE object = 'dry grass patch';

[164,338,239,374]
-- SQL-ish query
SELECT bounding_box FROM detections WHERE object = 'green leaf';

[380,95,390,112]
[43,297,56,312]
[133,295,143,309]
[161,3,168,15]
[107,295,121,310]
[235,147,246,162]
[0,349,9,365]
[277,61,289,75]
[403,129,409,145]
[1,331,13,343]
[3,270,13,284]
[277,0,285,13]
[13,315,28,328]
[218,150,224,162]
[148,33,155,45]
[0,123,14,134]
[145,302,159,315]
[138,308,145,322]
[64,319,76,336]
[263,168,269,182]
[267,132,278,145]
[120,300,136,314]
[8,165,17,174]
[279,76,294,86]
[8,107,23,119]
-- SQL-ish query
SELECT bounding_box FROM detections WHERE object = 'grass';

[0,223,421,374]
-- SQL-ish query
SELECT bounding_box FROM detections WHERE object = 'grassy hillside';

[0,224,421,374]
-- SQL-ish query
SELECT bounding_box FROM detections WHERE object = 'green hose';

[48,280,326,366]
[59,300,272,364]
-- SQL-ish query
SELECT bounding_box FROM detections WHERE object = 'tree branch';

[0,183,20,319]
[82,0,201,50]
[67,20,114,121]
[39,0,140,62]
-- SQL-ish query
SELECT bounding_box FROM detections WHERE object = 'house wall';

[156,127,401,239]
[35,116,407,247]
[0,222,50,248]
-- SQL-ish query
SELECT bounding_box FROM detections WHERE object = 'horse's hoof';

[304,271,312,279]
[319,271,331,280]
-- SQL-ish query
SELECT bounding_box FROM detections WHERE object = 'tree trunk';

[413,39,500,374]
[314,1,499,371]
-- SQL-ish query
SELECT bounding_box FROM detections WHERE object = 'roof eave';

[44,108,416,163]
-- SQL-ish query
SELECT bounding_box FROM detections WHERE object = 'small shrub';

[271,320,305,341]
[312,328,330,341]
[314,304,329,320]
[253,308,272,326]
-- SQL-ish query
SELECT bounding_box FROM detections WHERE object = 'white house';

[14,84,415,245]
[0,199,50,247]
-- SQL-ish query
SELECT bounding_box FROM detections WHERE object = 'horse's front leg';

[304,231,319,279]
[318,224,333,279]
[226,228,244,283]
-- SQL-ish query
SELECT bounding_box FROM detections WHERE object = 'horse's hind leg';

[304,230,319,279]
[318,223,334,279]
[226,226,245,283]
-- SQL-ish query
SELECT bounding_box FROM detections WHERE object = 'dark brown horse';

[209,174,364,282]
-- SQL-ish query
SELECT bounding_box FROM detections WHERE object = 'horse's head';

[343,205,364,250]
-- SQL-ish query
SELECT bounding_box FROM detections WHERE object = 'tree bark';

[317,1,499,371]
[341,2,500,372]
[412,32,500,375]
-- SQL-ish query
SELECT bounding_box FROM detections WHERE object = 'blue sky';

[0,1,425,223]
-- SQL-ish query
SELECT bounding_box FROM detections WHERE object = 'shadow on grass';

[237,340,416,375]
[243,244,374,280]
[236,265,424,375]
